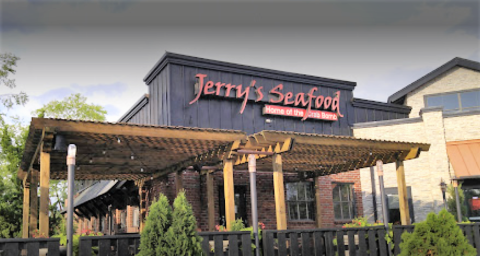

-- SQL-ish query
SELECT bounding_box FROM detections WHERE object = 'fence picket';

[201,234,211,255]
[27,241,39,256]
[325,231,335,256]
[377,229,387,256]
[358,230,367,255]
[313,231,324,256]
[474,223,480,255]
[367,229,377,256]
[98,239,110,256]
[278,232,286,256]
[290,232,299,256]
[47,240,60,256]
[336,230,345,256]
[4,243,19,256]
[79,238,92,256]
[241,233,252,256]
[228,234,239,256]
[214,234,223,256]
[263,232,274,256]
[348,230,356,256]
[301,232,311,256]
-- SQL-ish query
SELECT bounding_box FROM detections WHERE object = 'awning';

[447,140,480,178]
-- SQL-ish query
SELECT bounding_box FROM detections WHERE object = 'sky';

[1,0,479,123]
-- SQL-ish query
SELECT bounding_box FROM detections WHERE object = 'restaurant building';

[19,53,430,237]
[354,57,480,224]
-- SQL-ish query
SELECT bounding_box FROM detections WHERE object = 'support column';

[223,159,235,231]
[396,160,411,225]
[39,151,50,236]
[22,183,30,238]
[29,170,39,235]
[314,176,322,228]
[175,171,183,196]
[139,185,146,233]
[206,172,215,231]
[273,153,287,230]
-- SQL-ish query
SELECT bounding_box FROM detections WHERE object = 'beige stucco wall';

[405,67,480,118]
[444,113,480,142]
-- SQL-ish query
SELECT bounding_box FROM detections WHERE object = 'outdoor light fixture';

[117,137,121,144]
[440,178,447,209]
[89,157,93,164]
[130,153,135,160]
[66,144,77,256]
[141,168,144,172]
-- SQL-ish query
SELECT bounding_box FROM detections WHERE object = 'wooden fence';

[262,226,389,256]
[0,237,60,256]
[2,224,480,256]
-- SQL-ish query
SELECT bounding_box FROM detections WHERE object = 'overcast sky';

[1,0,479,123]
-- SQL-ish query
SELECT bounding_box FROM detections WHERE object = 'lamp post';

[66,144,76,256]
[248,154,260,256]
[452,178,463,222]
[439,179,447,209]
[376,160,392,256]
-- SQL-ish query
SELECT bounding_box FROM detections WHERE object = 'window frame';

[285,182,316,221]
[332,182,355,221]
[423,88,480,112]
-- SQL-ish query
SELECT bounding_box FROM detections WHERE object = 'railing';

[262,226,388,256]
[199,231,252,256]
[0,238,60,256]
[79,234,140,256]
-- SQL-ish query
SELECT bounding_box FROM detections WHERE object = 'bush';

[399,209,476,256]
[138,194,172,256]
[164,191,203,256]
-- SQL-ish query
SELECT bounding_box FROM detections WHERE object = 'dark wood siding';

[168,64,355,136]
[148,66,171,126]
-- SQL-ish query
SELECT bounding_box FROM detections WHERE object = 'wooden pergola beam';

[223,159,235,231]
[206,172,215,231]
[273,154,287,230]
[396,160,411,225]
[22,183,30,238]
[29,170,39,235]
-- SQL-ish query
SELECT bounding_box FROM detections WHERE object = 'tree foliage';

[138,192,203,256]
[446,184,468,221]
[33,93,107,121]
[0,53,27,120]
[0,119,28,238]
[138,194,172,256]
[165,191,203,256]
[399,209,476,256]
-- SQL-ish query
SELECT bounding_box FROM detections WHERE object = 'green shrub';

[138,194,172,256]
[399,209,476,256]
[164,191,203,255]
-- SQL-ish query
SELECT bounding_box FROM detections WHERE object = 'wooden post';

[206,172,215,231]
[175,171,183,196]
[22,183,30,238]
[273,153,287,230]
[138,184,146,233]
[39,151,50,236]
[396,160,411,225]
[30,170,39,235]
[314,176,323,228]
[223,159,235,231]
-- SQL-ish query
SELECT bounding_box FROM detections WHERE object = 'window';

[132,207,140,228]
[120,211,127,230]
[385,187,415,224]
[425,89,480,112]
[333,183,355,220]
[286,182,315,221]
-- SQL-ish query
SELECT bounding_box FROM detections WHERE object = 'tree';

[399,209,476,256]
[33,93,107,121]
[31,93,107,215]
[138,194,172,256]
[165,191,203,256]
[0,53,27,121]
[0,119,28,238]
[446,184,468,221]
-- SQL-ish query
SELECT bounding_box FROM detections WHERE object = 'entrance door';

[218,186,248,227]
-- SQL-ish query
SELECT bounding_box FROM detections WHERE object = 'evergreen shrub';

[138,194,172,256]
[399,209,476,256]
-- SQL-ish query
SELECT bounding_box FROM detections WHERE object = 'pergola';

[18,118,430,237]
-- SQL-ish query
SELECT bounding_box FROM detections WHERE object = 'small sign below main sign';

[263,105,338,121]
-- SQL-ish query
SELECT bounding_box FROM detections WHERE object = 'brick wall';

[146,169,363,231]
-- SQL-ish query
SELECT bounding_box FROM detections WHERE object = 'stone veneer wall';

[405,67,480,118]
[354,109,480,223]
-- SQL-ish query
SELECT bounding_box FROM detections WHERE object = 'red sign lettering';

[190,73,344,121]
